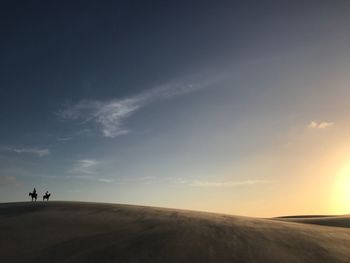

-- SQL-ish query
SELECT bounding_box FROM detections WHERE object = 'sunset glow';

[332,162,350,214]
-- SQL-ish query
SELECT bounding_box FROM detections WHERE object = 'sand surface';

[1,201,350,263]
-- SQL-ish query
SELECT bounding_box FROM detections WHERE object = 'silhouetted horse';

[43,192,51,201]
[29,191,37,202]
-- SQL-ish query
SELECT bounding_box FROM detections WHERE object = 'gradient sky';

[1,0,350,217]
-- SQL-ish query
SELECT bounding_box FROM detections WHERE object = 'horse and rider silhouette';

[29,188,51,202]
[43,191,51,201]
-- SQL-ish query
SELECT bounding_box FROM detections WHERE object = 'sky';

[1,0,350,217]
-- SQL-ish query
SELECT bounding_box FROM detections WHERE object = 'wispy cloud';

[97,178,114,183]
[123,176,271,188]
[308,121,334,129]
[66,159,113,183]
[0,176,22,187]
[64,174,114,183]
[69,159,100,174]
[57,137,73,141]
[58,74,218,138]
[6,147,50,157]
[190,179,271,188]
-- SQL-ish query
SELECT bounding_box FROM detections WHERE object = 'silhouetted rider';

[33,188,37,195]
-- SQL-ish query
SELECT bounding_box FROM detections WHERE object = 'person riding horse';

[43,191,51,201]
[29,187,37,202]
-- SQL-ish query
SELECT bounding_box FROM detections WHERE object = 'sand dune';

[275,215,350,229]
[1,202,350,263]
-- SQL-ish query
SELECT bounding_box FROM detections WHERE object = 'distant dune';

[1,202,350,263]
[274,215,350,229]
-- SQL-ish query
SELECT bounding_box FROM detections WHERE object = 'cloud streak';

[66,159,113,183]
[69,159,100,174]
[5,147,50,157]
[191,179,270,188]
[58,74,217,138]
[0,176,22,187]
[124,176,271,188]
[308,121,334,129]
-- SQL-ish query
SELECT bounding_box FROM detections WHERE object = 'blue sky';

[1,1,350,216]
